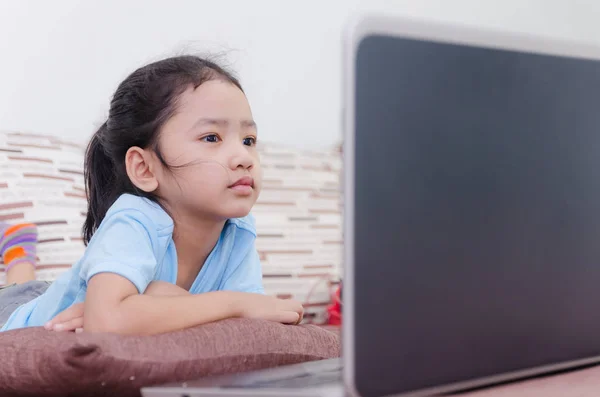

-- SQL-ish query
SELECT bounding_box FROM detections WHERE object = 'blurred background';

[1,0,599,149]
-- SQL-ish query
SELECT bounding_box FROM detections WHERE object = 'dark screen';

[353,34,600,397]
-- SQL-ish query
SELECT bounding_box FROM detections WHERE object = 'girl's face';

[153,79,261,221]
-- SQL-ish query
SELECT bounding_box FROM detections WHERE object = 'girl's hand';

[45,302,84,332]
[236,293,304,325]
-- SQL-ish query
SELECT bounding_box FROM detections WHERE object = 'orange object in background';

[327,284,342,325]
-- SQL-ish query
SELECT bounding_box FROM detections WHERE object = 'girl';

[0,55,304,334]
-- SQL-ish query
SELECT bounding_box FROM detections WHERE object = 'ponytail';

[82,122,117,245]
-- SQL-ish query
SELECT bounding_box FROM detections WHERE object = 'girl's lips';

[229,176,254,188]
[229,176,254,195]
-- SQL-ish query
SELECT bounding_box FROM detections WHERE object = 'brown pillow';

[0,319,340,397]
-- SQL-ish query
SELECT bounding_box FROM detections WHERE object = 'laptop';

[143,14,600,397]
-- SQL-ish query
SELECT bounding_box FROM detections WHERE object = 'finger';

[277,311,301,325]
[296,308,304,325]
[284,300,304,318]
[47,303,84,327]
[53,316,84,332]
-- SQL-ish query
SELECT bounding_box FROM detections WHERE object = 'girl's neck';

[172,214,226,290]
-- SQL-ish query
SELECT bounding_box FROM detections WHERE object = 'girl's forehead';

[163,81,254,135]
[180,80,251,114]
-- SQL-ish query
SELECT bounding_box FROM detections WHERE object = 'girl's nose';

[229,143,254,170]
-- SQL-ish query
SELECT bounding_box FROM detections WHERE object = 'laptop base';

[141,358,345,397]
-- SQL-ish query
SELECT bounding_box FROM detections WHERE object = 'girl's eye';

[201,134,220,143]
[243,137,257,146]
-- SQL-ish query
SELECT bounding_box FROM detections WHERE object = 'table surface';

[455,364,600,396]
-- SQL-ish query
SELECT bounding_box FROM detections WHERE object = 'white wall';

[1,0,599,148]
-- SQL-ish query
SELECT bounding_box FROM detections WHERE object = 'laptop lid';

[343,16,600,397]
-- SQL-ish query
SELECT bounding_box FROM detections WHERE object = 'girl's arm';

[84,273,302,335]
[46,281,190,332]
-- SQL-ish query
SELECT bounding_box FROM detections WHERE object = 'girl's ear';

[125,147,159,193]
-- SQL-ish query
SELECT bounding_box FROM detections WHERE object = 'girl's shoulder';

[85,193,174,259]
[104,193,174,233]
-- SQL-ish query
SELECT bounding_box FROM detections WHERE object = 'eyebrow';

[193,118,257,129]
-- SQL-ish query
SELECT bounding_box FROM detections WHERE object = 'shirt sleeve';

[79,209,158,294]
[221,245,265,294]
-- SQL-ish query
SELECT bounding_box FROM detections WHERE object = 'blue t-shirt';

[1,193,264,331]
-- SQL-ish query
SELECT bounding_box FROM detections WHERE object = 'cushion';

[0,319,340,397]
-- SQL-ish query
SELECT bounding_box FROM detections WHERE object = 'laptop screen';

[352,32,600,396]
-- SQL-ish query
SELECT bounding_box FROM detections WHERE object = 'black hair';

[82,55,243,245]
